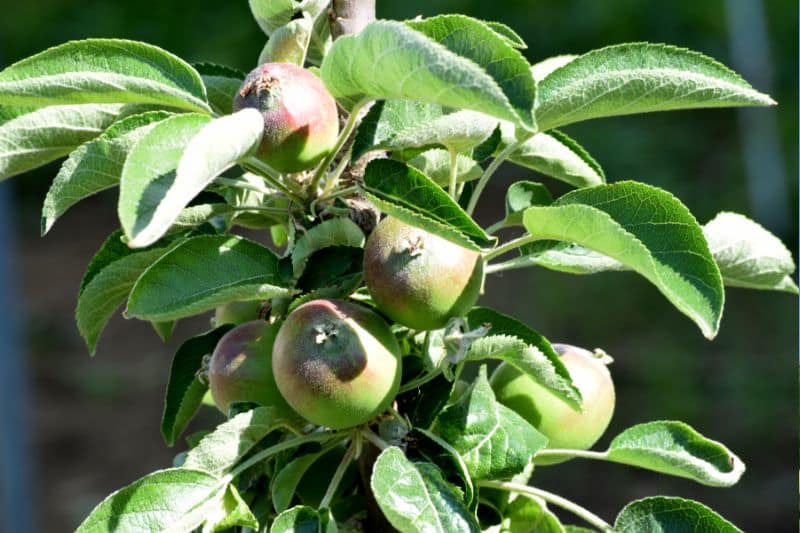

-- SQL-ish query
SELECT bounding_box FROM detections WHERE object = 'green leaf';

[78,230,133,295]
[615,496,743,533]
[270,506,338,533]
[41,110,172,234]
[407,149,483,186]
[357,103,498,157]
[399,374,456,430]
[604,421,745,487]
[305,2,333,66]
[258,17,312,66]
[124,109,263,248]
[405,15,536,130]
[271,449,333,513]
[321,16,535,130]
[502,496,565,533]
[472,124,503,162]
[505,128,606,188]
[291,217,365,278]
[704,212,798,294]
[536,43,774,131]
[195,63,245,116]
[412,428,475,507]
[484,21,527,50]
[170,203,237,232]
[504,181,553,227]
[75,468,224,532]
[0,39,210,112]
[398,109,497,154]
[202,484,259,533]
[434,366,547,480]
[249,0,298,35]
[352,100,446,161]
[77,242,173,354]
[466,307,581,409]
[295,246,363,294]
[521,181,724,339]
[151,320,176,342]
[510,212,800,294]
[361,159,493,249]
[118,112,211,243]
[184,406,293,475]
[511,244,627,275]
[127,235,291,322]
[0,103,135,181]
[371,447,480,533]
[530,55,577,81]
[161,325,234,446]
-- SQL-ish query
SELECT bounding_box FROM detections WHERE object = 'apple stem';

[240,160,305,203]
[466,138,527,216]
[448,147,459,199]
[321,148,352,195]
[318,185,359,203]
[361,428,391,451]
[535,449,609,461]
[398,369,443,393]
[307,99,371,198]
[483,234,537,262]
[477,480,614,532]
[484,219,507,235]
[320,436,358,509]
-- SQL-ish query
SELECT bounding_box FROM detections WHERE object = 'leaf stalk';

[477,480,614,532]
[307,99,371,197]
[466,139,525,215]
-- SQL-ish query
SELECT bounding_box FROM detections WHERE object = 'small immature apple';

[233,62,339,173]
[490,343,615,464]
[213,300,263,326]
[363,217,484,331]
[272,299,402,429]
[208,320,295,418]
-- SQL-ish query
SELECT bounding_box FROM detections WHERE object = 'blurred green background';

[1,0,796,531]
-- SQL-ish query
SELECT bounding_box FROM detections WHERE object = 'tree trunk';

[330,0,376,39]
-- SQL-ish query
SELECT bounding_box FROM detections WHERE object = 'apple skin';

[490,343,615,465]
[363,217,484,331]
[213,300,263,327]
[208,320,296,418]
[233,62,338,173]
[272,299,402,429]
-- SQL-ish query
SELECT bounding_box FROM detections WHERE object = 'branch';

[330,0,376,39]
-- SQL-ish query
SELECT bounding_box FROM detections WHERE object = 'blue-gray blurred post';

[0,180,33,532]
[725,0,790,234]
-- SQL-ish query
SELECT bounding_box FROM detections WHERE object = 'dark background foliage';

[1,1,796,531]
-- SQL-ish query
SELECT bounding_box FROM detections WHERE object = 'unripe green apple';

[272,299,402,429]
[363,217,484,331]
[208,320,295,418]
[232,62,338,173]
[213,300,262,327]
[490,343,615,465]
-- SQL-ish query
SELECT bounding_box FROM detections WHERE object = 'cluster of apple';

[207,61,616,457]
